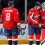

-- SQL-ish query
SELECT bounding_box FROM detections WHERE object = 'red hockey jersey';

[27,8,40,27]
[1,7,19,29]
[40,9,45,27]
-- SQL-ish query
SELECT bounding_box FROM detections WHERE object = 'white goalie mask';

[42,2,45,12]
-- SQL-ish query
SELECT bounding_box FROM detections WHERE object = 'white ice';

[0,44,41,45]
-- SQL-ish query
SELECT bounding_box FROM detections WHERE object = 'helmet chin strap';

[42,9,45,12]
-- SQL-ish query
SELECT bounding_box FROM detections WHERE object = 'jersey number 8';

[6,13,10,21]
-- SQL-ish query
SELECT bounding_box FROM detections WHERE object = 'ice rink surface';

[0,44,41,45]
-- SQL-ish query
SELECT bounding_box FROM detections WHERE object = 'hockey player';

[40,2,45,45]
[27,2,41,45]
[1,1,21,45]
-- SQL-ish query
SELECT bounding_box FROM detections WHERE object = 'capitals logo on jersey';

[34,15,39,18]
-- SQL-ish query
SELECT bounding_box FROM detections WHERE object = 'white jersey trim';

[29,39,33,41]
[36,40,40,41]
[30,12,35,22]
[13,39,18,41]
[7,39,12,40]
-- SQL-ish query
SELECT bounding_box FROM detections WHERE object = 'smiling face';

[42,7,45,11]
[37,6,41,10]
[35,5,41,10]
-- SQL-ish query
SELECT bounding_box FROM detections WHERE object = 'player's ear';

[12,5,14,7]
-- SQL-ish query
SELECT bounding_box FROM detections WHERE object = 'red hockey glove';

[18,27,21,31]
[32,20,38,25]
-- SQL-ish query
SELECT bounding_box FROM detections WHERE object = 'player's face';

[42,7,45,9]
[42,7,45,11]
[37,6,41,10]
[35,6,41,10]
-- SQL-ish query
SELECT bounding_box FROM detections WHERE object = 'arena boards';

[0,22,41,44]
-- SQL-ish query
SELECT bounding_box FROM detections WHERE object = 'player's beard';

[35,7,37,10]
[34,6,37,10]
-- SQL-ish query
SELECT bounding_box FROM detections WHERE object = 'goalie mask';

[42,2,45,12]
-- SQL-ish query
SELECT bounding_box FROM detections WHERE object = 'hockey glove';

[32,20,38,25]
[17,23,21,31]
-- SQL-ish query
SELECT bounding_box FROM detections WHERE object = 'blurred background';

[1,0,25,22]
[0,0,45,22]
[27,0,45,13]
